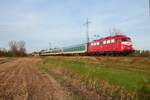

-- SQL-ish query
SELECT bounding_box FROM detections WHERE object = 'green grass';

[37,60,88,100]
[44,57,150,92]
[37,63,49,74]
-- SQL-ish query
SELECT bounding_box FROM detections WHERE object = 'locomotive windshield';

[122,38,131,42]
[116,38,131,42]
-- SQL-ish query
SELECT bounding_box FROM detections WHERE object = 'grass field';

[38,56,150,99]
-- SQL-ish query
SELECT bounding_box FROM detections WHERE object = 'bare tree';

[8,41,18,56]
[18,41,26,56]
[8,40,26,57]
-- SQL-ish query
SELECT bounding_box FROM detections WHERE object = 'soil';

[0,58,71,100]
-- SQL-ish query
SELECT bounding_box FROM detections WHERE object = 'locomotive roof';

[92,34,129,42]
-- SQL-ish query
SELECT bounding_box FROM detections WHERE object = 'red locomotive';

[40,34,134,56]
[88,34,134,55]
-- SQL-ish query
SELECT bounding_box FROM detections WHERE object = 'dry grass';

[37,56,150,100]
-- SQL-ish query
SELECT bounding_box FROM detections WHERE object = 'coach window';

[103,41,105,44]
[106,40,108,44]
[107,40,111,44]
[99,41,103,45]
[97,42,99,45]
[92,43,94,46]
[111,39,115,43]
[103,41,106,44]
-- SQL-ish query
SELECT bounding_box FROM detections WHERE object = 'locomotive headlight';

[122,42,132,46]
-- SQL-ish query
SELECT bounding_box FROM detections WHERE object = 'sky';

[0,0,150,52]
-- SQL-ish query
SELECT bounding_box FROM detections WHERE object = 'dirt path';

[0,58,71,100]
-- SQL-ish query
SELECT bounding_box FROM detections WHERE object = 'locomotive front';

[120,36,134,53]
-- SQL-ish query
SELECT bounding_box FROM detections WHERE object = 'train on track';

[40,34,134,56]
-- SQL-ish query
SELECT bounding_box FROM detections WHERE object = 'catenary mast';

[84,18,91,52]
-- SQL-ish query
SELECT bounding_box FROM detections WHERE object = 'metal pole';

[86,18,90,44]
[84,18,91,52]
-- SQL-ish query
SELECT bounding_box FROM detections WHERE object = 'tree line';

[0,40,26,57]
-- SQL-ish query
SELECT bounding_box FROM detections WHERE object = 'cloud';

[0,0,149,52]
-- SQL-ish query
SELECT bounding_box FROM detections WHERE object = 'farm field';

[0,58,71,100]
[38,56,150,100]
[0,56,149,100]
